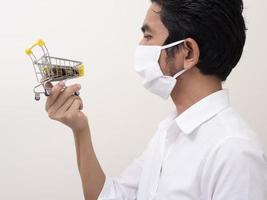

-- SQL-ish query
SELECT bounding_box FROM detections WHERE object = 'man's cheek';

[159,51,170,75]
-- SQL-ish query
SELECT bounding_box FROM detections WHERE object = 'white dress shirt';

[97,90,267,200]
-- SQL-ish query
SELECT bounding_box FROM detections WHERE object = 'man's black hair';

[151,0,247,81]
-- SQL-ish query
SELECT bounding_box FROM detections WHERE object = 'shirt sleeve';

[201,137,267,200]
[97,156,144,200]
[97,132,158,200]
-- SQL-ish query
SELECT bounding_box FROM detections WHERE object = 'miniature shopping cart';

[25,39,84,101]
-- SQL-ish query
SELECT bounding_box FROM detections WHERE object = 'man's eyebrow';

[141,24,153,33]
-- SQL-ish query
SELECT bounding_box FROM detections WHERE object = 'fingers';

[57,96,82,115]
[47,84,81,116]
[68,98,83,113]
[45,81,65,112]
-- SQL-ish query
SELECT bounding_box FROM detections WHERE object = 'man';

[45,0,267,200]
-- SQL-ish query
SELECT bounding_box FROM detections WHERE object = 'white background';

[0,0,266,199]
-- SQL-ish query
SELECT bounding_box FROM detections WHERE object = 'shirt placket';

[149,130,168,200]
[150,122,180,200]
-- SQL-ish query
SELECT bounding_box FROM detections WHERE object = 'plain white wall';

[0,0,266,199]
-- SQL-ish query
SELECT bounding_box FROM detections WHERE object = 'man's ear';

[182,38,200,70]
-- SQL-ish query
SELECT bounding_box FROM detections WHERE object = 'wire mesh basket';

[25,39,84,101]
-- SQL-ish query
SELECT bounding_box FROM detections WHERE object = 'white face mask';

[134,40,187,100]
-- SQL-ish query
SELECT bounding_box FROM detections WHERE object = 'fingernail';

[77,84,81,89]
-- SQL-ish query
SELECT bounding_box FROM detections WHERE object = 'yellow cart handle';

[25,39,46,55]
[78,64,85,77]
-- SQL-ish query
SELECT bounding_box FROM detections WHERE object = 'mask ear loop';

[173,69,187,79]
[161,40,187,79]
[161,40,185,50]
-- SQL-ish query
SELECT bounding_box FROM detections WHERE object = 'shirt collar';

[159,89,230,137]
[175,89,230,135]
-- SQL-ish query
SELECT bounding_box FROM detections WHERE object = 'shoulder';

[201,134,267,200]
[203,136,267,179]
[212,136,266,163]
[198,106,263,149]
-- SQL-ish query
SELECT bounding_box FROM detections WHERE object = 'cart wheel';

[35,94,40,101]
[35,96,41,101]
[75,91,80,96]
[45,90,50,97]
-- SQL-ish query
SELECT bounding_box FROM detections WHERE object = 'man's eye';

[144,35,152,40]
